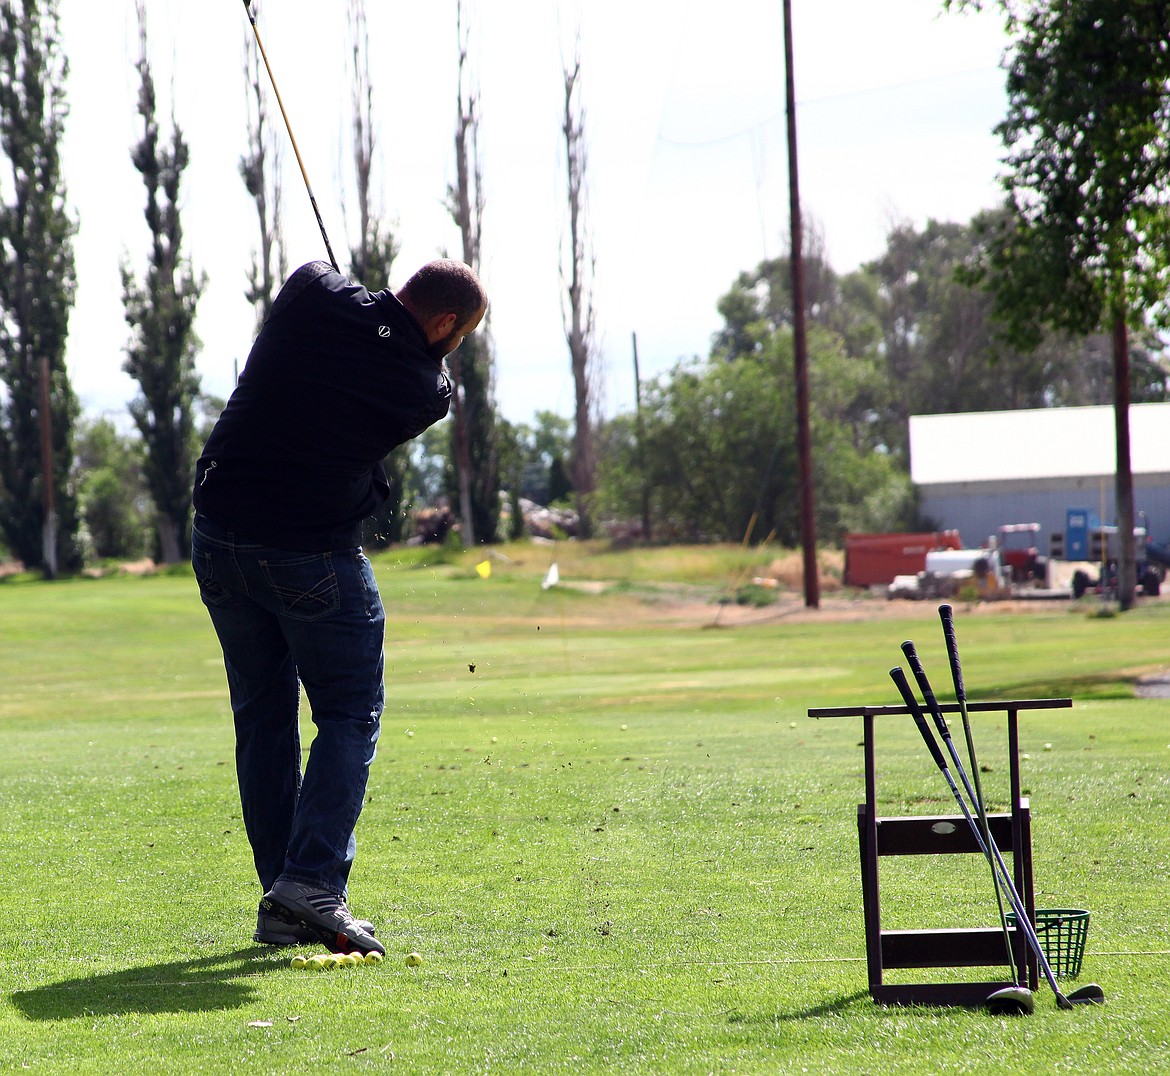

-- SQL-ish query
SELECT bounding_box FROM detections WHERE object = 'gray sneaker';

[254,905,377,947]
[259,880,385,955]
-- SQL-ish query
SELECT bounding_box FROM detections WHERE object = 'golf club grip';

[901,641,950,736]
[889,667,948,772]
[939,604,966,702]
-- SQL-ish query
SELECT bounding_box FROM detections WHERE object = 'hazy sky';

[54,0,1011,426]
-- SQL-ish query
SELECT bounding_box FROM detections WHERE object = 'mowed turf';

[1,544,1168,1073]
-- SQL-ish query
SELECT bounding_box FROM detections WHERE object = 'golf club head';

[1067,983,1106,1005]
[986,986,1035,1016]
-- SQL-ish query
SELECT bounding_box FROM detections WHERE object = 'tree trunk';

[156,516,181,566]
[562,54,595,538]
[450,357,475,544]
[447,2,498,546]
[1111,305,1135,611]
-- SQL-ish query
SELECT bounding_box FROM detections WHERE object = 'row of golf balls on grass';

[290,951,423,970]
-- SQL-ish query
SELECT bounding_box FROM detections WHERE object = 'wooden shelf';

[809,697,1072,1008]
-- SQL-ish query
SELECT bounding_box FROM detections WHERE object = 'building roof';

[909,402,1170,485]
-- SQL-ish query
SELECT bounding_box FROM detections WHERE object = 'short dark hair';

[397,259,487,327]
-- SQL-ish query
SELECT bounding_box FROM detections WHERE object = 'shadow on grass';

[727,989,871,1024]
[983,671,1139,701]
[11,947,283,1021]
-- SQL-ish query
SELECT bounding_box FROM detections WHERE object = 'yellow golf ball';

[405,951,423,967]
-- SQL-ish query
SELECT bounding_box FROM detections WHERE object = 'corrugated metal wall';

[917,475,1170,554]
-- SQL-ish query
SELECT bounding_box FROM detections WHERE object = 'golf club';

[930,610,1020,991]
[897,647,1106,1010]
[888,666,1035,1016]
[241,0,340,272]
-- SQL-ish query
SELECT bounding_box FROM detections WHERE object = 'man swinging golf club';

[191,258,487,954]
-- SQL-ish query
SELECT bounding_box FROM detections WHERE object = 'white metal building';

[908,402,1170,551]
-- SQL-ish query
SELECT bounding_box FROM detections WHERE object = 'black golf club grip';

[901,641,943,714]
[890,667,948,772]
[939,604,966,702]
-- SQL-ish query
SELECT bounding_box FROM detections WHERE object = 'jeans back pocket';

[192,547,234,607]
[259,553,341,622]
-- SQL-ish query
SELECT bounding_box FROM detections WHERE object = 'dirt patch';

[656,593,1066,628]
[632,586,1170,629]
[1135,673,1170,698]
[758,549,846,593]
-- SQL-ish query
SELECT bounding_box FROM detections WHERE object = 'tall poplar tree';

[0,0,80,575]
[561,49,598,537]
[446,0,499,545]
[345,0,410,547]
[121,1,205,564]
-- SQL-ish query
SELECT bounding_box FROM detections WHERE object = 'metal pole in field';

[783,0,818,608]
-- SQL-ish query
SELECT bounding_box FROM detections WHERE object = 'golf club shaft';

[935,607,1019,987]
[894,654,1071,1008]
[242,0,340,272]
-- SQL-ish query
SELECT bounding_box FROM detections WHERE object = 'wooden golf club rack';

[807,697,1072,1007]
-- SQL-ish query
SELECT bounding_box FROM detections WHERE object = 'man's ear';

[424,312,458,346]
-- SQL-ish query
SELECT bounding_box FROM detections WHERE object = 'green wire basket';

[1007,908,1090,978]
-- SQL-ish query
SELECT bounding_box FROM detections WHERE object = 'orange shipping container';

[844,531,963,587]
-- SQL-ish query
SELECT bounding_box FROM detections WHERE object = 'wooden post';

[783,0,818,608]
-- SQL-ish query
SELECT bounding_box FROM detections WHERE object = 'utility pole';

[783,0,818,608]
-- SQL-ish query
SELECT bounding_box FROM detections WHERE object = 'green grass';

[1,545,1169,1072]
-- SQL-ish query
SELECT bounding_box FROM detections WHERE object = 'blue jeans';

[191,514,384,898]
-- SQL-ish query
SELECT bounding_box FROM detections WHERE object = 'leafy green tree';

[121,2,204,564]
[859,215,1058,452]
[493,418,527,541]
[507,410,573,505]
[75,417,149,560]
[948,0,1170,609]
[0,0,80,575]
[409,421,450,507]
[712,222,868,363]
[597,330,909,545]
